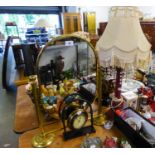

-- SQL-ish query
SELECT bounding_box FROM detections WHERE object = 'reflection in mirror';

[36,36,98,119]
[38,39,96,86]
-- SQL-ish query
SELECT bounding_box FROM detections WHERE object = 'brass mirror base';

[32,132,55,148]
[93,114,107,126]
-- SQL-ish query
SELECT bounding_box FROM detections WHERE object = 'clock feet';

[63,126,96,140]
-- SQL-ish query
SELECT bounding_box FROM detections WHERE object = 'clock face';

[68,110,88,130]
[73,114,87,129]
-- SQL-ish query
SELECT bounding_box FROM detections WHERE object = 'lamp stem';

[93,67,107,126]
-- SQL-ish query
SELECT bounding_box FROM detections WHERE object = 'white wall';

[139,6,155,18]
[67,6,155,31]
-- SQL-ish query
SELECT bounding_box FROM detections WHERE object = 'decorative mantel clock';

[59,93,95,140]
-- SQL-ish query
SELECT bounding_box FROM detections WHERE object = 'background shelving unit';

[25,27,48,45]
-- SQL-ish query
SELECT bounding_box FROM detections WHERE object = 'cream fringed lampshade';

[34,18,52,28]
[96,6,152,71]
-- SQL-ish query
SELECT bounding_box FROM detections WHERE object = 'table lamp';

[96,6,152,122]
[34,18,52,28]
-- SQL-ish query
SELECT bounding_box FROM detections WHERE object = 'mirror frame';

[36,34,101,115]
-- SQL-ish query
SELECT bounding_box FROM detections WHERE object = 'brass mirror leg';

[32,132,55,148]
[93,113,107,126]
[30,75,56,148]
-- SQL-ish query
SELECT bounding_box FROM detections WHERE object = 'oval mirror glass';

[36,35,98,118]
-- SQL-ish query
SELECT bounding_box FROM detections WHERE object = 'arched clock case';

[59,93,95,140]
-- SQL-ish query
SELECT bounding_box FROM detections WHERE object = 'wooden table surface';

[15,85,126,148]
[19,121,125,148]
[14,85,61,133]
[14,68,29,86]
[14,85,39,133]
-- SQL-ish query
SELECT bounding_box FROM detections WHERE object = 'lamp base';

[32,132,55,148]
[93,113,107,126]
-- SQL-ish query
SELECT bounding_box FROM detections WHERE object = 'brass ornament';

[32,132,55,148]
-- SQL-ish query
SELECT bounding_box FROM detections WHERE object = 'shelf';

[25,33,48,36]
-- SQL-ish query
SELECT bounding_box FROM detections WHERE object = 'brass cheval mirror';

[29,34,103,147]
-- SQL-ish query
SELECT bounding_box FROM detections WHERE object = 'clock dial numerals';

[68,109,88,130]
[73,114,86,129]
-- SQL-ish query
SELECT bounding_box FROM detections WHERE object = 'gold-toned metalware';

[32,132,55,148]
[29,75,55,148]
[93,67,107,126]
[31,34,105,147]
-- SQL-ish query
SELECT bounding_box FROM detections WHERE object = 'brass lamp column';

[93,66,107,126]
